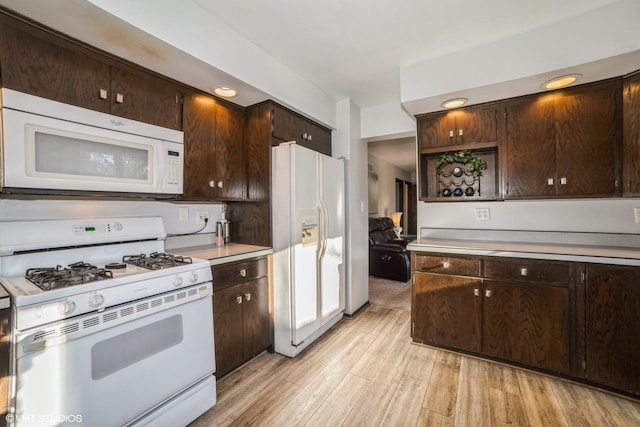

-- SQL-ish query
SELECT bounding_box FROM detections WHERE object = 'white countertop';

[173,243,272,266]
[408,238,640,266]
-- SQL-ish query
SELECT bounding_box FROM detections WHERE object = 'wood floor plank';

[404,342,438,383]
[416,408,454,426]
[227,379,301,427]
[586,389,640,426]
[549,379,617,427]
[454,357,491,426]
[341,379,398,426]
[487,361,522,396]
[380,375,429,426]
[488,388,529,427]
[266,332,375,426]
[303,373,368,427]
[516,369,569,427]
[422,350,461,417]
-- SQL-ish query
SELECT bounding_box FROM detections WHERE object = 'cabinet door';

[213,286,244,378]
[506,96,557,198]
[623,72,640,196]
[454,104,499,145]
[182,93,217,199]
[110,67,182,130]
[585,265,640,395]
[213,102,245,200]
[412,272,482,352]
[0,23,111,113]
[417,113,456,149]
[271,104,331,155]
[555,81,620,197]
[482,280,570,373]
[242,277,271,359]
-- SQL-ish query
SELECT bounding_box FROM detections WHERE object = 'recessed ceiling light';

[441,98,467,109]
[542,74,581,90]
[213,86,238,98]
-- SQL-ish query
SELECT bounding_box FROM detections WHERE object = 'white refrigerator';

[272,142,345,357]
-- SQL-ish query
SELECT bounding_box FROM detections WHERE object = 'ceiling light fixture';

[213,86,238,98]
[441,98,467,109]
[542,74,581,90]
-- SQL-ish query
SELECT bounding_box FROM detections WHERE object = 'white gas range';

[0,216,216,427]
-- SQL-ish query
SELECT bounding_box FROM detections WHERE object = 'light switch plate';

[179,207,188,222]
[475,207,490,221]
[634,208,640,223]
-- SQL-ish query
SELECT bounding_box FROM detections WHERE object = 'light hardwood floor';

[190,281,640,426]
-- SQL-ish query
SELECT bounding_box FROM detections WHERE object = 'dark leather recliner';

[368,217,411,282]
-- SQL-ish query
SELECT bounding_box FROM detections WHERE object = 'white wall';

[417,198,640,235]
[334,99,368,315]
[368,153,411,218]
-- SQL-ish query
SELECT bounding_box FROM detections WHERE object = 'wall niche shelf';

[419,146,499,202]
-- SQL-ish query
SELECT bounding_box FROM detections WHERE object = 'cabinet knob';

[209,181,215,188]
[458,129,463,136]
[236,296,243,304]
[449,130,454,138]
[547,178,554,186]
[485,289,493,298]
[115,93,124,103]
[473,288,480,297]
[442,260,450,269]
[239,268,247,278]
[560,177,567,185]
[218,181,224,188]
[99,88,108,99]
[308,134,312,141]
[520,267,528,277]
[245,293,251,301]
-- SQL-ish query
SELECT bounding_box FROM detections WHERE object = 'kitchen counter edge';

[173,244,273,266]
[407,238,640,266]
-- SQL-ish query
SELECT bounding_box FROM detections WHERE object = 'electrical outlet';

[196,211,209,225]
[474,207,490,221]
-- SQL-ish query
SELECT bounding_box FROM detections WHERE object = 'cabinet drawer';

[212,257,268,290]
[413,254,480,276]
[483,258,569,284]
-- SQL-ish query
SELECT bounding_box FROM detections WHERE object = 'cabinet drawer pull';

[485,289,493,298]
[442,261,450,269]
[547,178,554,186]
[520,267,528,277]
[239,268,247,278]
[449,130,454,138]
[473,288,480,297]
[560,177,567,185]
[99,88,108,99]
[245,293,251,301]
[116,93,124,103]
[458,129,463,136]
[236,296,243,304]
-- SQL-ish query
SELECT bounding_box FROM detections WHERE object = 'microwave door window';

[33,132,151,182]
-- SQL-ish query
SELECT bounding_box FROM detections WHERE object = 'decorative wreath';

[435,150,488,177]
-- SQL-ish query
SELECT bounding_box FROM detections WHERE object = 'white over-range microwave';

[0,89,184,196]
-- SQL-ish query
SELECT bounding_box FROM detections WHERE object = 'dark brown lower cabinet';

[482,280,570,374]
[412,251,640,397]
[212,257,271,378]
[412,272,482,352]
[584,264,640,395]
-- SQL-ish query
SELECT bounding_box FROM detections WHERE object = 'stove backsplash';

[0,199,222,251]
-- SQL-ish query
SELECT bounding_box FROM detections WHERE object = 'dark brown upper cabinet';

[271,104,332,156]
[417,103,501,149]
[182,92,245,201]
[623,71,640,196]
[505,79,622,199]
[0,15,182,130]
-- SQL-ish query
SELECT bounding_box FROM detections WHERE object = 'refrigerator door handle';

[318,200,328,260]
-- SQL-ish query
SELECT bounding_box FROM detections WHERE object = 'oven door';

[13,285,214,427]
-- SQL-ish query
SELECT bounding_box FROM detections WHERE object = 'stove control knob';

[188,272,199,283]
[58,300,76,315]
[173,275,183,287]
[89,294,105,308]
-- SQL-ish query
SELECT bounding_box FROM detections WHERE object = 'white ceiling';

[0,0,637,173]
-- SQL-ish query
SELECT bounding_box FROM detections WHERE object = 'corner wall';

[368,153,411,218]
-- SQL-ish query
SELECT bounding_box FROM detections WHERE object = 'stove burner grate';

[25,263,114,291]
[122,252,192,270]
